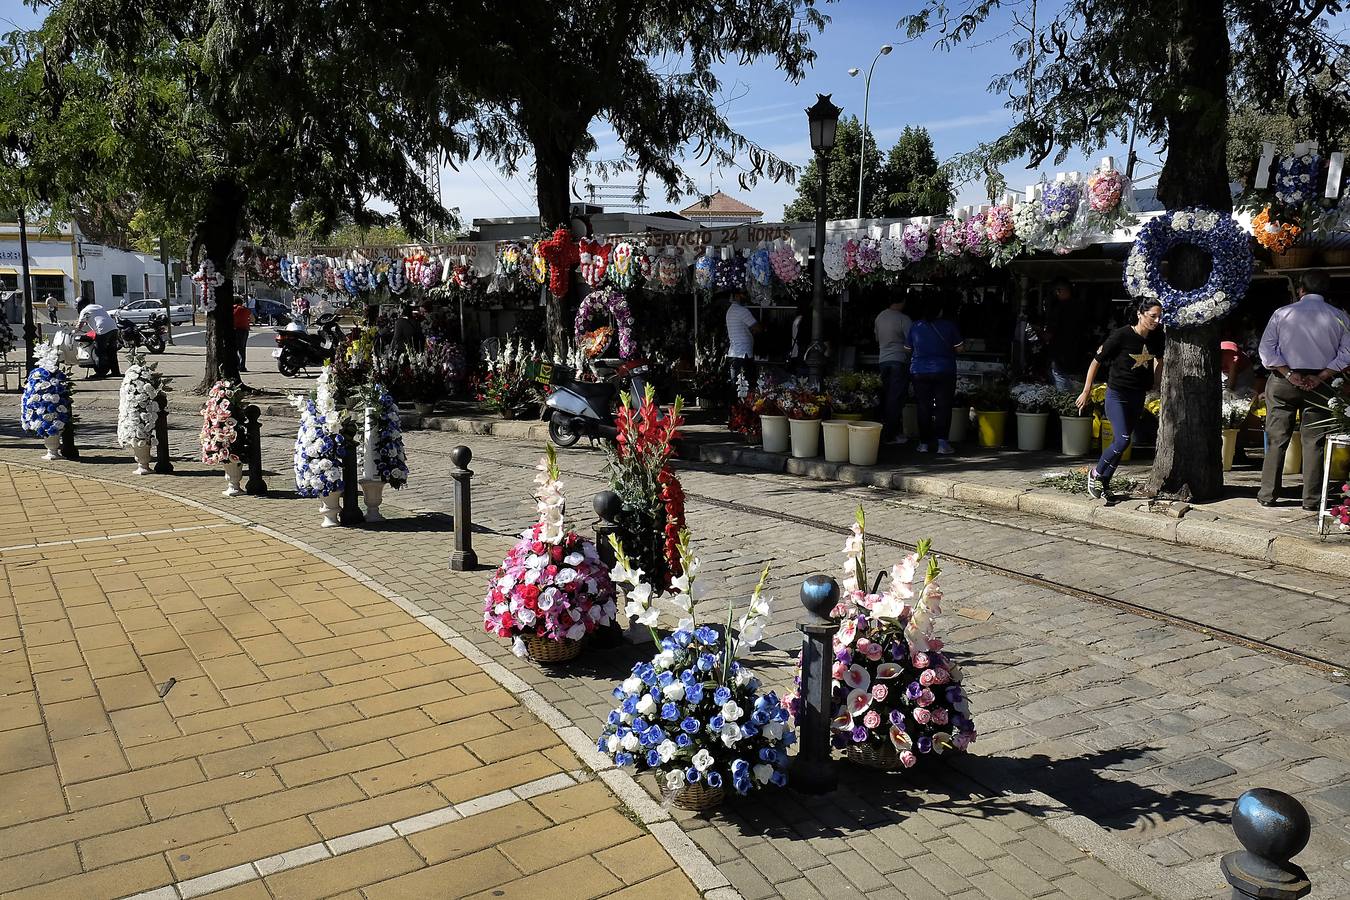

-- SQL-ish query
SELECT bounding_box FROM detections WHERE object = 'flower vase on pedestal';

[42,435,61,460]
[131,442,152,475]
[320,492,342,527]
[222,461,244,496]
[361,481,384,522]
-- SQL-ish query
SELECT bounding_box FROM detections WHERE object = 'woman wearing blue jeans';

[1076,300,1164,499]
[906,297,964,455]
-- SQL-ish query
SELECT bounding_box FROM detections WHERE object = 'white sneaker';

[916,443,930,453]
[937,441,954,455]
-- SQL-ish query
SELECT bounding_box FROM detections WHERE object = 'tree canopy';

[880,127,953,217]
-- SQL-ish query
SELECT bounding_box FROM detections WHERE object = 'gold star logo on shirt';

[1129,348,1155,369]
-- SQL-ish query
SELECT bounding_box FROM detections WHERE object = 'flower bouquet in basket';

[789,508,976,771]
[21,345,73,459]
[1010,383,1056,414]
[118,355,167,474]
[484,446,617,662]
[600,531,793,811]
[201,379,246,496]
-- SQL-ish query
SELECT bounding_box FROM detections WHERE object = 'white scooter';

[545,358,652,448]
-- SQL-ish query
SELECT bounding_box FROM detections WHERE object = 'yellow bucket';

[1100,420,1132,462]
[975,411,1007,448]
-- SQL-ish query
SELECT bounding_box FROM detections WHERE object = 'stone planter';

[42,434,61,460]
[131,442,152,475]
[222,460,244,497]
[361,480,385,522]
[320,492,342,528]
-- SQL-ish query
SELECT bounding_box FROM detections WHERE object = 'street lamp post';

[805,94,842,386]
[18,206,35,372]
[159,236,175,346]
[848,44,892,221]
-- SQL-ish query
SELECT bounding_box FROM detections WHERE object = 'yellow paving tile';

[224,776,366,831]
[308,784,447,839]
[78,808,234,869]
[407,801,553,865]
[463,853,624,900]
[362,847,519,900]
[0,799,148,860]
[2,854,173,900]
[167,816,323,880]
[263,838,425,900]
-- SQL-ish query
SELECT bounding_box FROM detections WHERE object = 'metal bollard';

[153,393,174,474]
[60,416,80,461]
[243,405,268,495]
[1221,788,1311,899]
[448,445,478,571]
[590,490,625,648]
[339,418,365,526]
[789,574,840,795]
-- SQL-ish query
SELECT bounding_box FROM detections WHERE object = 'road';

[4,408,1348,899]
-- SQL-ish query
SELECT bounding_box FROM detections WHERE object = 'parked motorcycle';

[115,313,166,355]
[273,313,344,377]
[545,358,652,448]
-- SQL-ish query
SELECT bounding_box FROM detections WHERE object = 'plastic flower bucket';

[949,407,970,443]
[1284,431,1302,475]
[1221,429,1239,472]
[1015,412,1050,451]
[788,417,821,458]
[975,411,1007,449]
[1060,416,1093,456]
[760,415,789,453]
[847,421,883,466]
[822,420,851,462]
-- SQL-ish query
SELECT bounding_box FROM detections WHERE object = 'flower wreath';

[117,361,162,447]
[200,379,243,465]
[854,238,881,274]
[1252,206,1301,255]
[656,248,684,290]
[609,242,639,290]
[693,252,716,291]
[934,221,964,259]
[537,228,580,299]
[714,252,746,292]
[879,238,906,271]
[747,247,774,286]
[579,239,611,288]
[498,242,523,276]
[1041,180,1082,229]
[21,346,72,438]
[1124,208,1254,328]
[361,384,408,488]
[574,288,636,358]
[1275,153,1320,209]
[962,213,989,257]
[822,242,847,281]
[193,260,226,314]
[386,258,408,295]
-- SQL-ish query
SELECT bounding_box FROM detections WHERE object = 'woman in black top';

[1075,299,1164,499]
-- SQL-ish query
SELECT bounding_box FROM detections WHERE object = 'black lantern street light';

[805,94,841,385]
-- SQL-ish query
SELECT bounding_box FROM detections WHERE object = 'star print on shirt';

[1129,348,1155,369]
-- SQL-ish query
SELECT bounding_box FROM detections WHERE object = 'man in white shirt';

[875,294,913,443]
[76,298,121,377]
[725,291,761,394]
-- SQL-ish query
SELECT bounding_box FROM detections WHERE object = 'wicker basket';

[523,634,583,663]
[1270,247,1319,269]
[845,741,903,771]
[663,781,725,812]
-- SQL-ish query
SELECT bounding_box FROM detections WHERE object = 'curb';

[0,457,739,900]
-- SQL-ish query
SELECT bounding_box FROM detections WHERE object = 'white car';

[112,298,192,325]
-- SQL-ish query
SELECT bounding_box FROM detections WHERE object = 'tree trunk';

[534,139,573,357]
[196,180,247,393]
[1146,0,1231,502]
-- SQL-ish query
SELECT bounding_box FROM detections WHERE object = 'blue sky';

[3,0,1134,224]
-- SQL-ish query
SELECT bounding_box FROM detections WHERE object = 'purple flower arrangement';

[853,238,881,274]
[1041,181,1082,228]
[574,288,637,358]
[901,223,931,262]
[714,252,747,292]
[935,220,964,258]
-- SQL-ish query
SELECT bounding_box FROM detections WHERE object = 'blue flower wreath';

[1123,208,1254,329]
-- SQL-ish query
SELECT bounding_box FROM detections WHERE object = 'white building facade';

[0,221,186,311]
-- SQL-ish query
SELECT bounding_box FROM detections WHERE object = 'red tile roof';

[679,191,763,218]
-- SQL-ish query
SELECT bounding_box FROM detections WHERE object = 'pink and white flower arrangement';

[962,212,989,256]
[935,220,964,258]
[199,380,243,464]
[986,206,1015,243]
[900,223,931,262]
[483,446,617,657]
[788,507,976,768]
[769,243,802,282]
[1086,169,1133,232]
[854,238,881,274]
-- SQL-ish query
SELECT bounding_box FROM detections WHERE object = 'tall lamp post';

[848,44,892,220]
[18,206,36,372]
[805,94,841,385]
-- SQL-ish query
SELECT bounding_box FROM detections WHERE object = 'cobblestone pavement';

[4,410,1350,899]
[0,462,700,900]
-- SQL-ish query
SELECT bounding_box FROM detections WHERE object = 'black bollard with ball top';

[590,490,625,648]
[789,574,840,795]
[449,445,478,571]
[243,405,267,495]
[60,415,80,461]
[339,418,364,526]
[153,392,174,474]
[1221,788,1312,899]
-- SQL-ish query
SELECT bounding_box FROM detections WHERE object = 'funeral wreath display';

[1123,208,1254,328]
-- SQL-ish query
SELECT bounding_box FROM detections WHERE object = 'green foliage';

[783,116,884,220]
[880,126,953,217]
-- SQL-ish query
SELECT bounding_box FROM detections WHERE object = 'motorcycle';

[273,313,344,377]
[545,358,652,448]
[115,313,166,355]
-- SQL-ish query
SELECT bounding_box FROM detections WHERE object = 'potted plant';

[404,350,444,415]
[117,355,167,474]
[475,338,542,419]
[1221,393,1252,472]
[484,445,618,662]
[22,344,73,460]
[752,391,789,453]
[787,507,976,771]
[784,383,827,458]
[1010,383,1056,451]
[200,379,246,496]
[1055,390,1094,456]
[601,530,794,811]
[950,378,976,443]
[826,372,879,421]
[970,380,1010,449]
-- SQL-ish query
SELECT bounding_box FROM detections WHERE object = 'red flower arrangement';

[536,228,581,299]
[729,397,762,442]
[606,387,687,592]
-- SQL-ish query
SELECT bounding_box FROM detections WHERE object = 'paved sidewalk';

[0,463,698,900]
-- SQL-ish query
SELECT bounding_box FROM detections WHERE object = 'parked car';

[112,298,192,325]
[253,299,292,326]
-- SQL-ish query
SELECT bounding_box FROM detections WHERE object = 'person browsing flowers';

[1076,299,1164,499]
[1256,269,1350,509]
[905,293,964,455]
